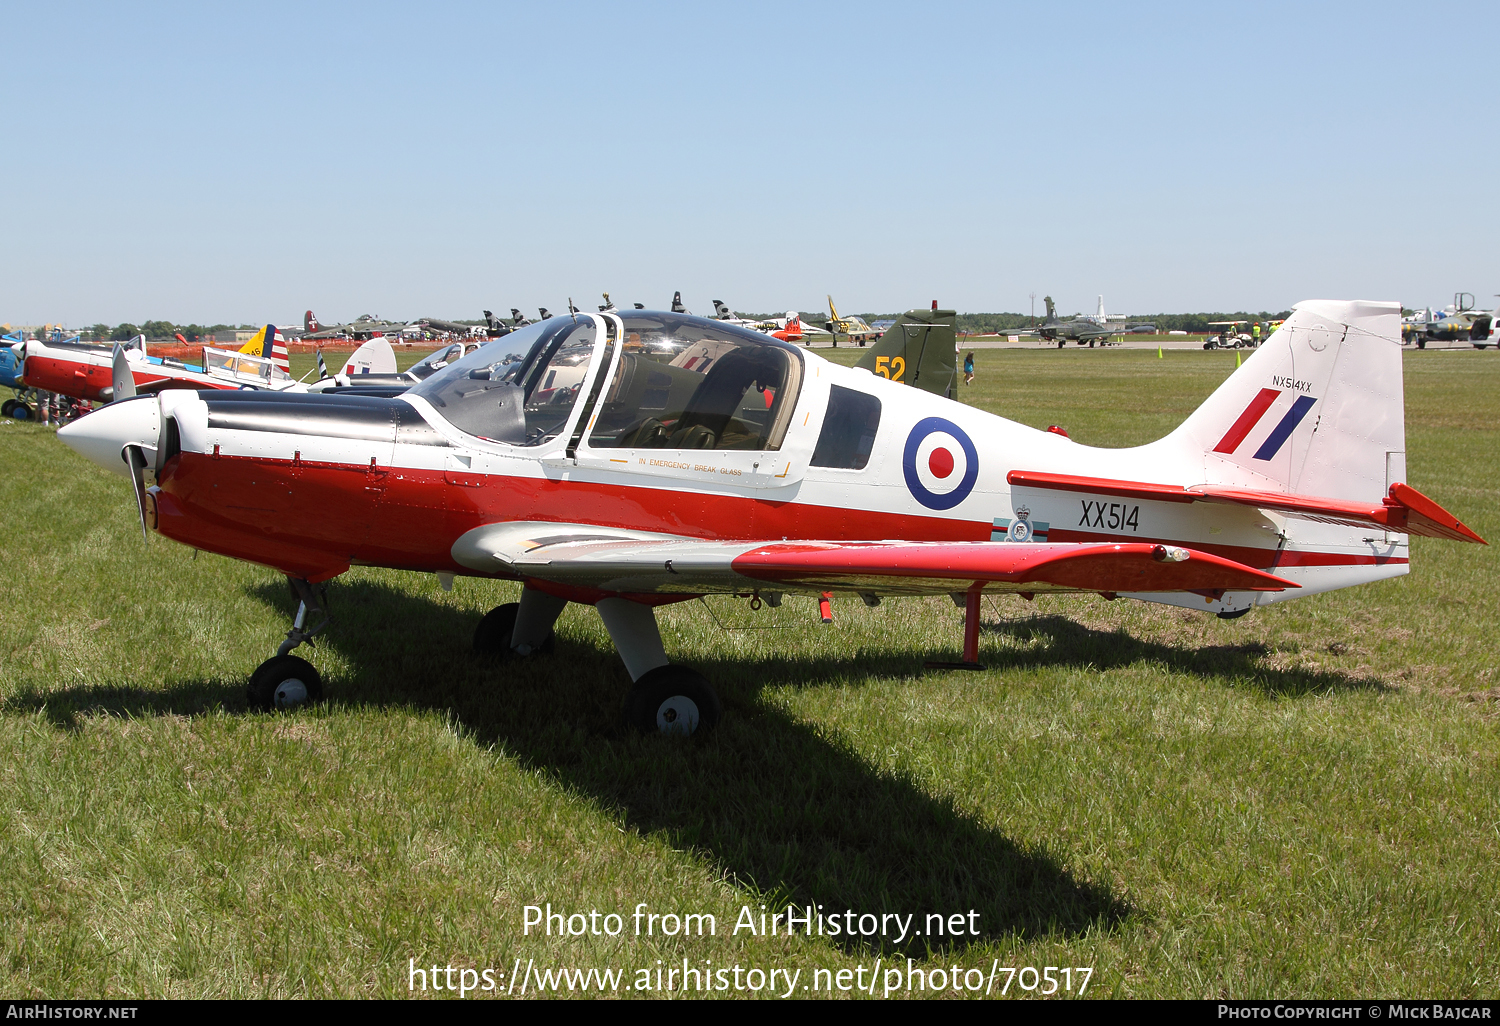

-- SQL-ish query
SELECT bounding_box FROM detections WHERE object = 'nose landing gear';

[247,577,330,712]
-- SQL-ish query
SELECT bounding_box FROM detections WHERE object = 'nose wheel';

[247,576,332,712]
[248,654,324,712]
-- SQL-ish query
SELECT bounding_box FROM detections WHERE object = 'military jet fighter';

[1408,293,1497,350]
[60,301,1484,736]
[825,296,882,346]
[1009,296,1125,348]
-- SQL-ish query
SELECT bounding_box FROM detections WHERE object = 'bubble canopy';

[408,312,804,451]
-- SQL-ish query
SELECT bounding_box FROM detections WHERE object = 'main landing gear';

[472,587,721,737]
[247,577,330,712]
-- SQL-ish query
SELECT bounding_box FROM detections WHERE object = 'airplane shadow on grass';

[976,614,1393,698]
[26,580,1319,956]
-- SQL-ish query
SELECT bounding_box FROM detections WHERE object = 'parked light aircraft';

[60,301,1484,736]
[308,338,487,393]
[21,326,296,403]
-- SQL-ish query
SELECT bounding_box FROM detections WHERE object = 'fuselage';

[23,337,294,401]
[63,309,1409,612]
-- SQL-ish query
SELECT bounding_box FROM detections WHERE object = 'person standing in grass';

[963,351,975,385]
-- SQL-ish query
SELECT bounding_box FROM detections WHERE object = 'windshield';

[406,342,468,380]
[407,317,601,445]
[585,312,803,451]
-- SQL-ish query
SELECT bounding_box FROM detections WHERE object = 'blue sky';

[3,1,1495,324]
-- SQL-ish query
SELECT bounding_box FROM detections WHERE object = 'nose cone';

[58,395,160,479]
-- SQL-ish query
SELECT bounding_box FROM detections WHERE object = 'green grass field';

[0,348,1495,998]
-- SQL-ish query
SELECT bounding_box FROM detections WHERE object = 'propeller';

[56,389,165,543]
[123,444,150,542]
[111,343,137,402]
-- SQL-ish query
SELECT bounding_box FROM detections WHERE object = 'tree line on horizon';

[51,309,1300,343]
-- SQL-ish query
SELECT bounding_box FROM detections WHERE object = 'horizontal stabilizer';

[1007,471,1486,544]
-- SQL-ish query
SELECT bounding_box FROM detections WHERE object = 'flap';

[450,521,1298,597]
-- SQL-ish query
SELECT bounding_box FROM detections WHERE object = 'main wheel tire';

[0,400,13,417]
[624,665,721,736]
[9,402,31,420]
[472,601,555,657]
[247,655,323,712]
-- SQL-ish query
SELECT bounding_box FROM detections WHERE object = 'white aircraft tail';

[340,337,397,378]
[1161,299,1404,503]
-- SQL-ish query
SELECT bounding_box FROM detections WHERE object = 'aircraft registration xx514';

[60,302,1485,734]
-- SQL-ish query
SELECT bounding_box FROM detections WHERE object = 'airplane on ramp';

[303,311,413,342]
[59,301,1484,735]
[825,296,882,346]
[1010,296,1125,347]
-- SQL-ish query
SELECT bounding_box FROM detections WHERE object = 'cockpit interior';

[408,312,804,451]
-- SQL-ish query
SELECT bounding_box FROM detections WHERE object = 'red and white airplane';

[20,325,295,402]
[59,300,1484,734]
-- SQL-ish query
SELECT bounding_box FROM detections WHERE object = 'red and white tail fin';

[305,310,320,333]
[1164,299,1405,504]
[237,324,292,374]
[269,327,290,373]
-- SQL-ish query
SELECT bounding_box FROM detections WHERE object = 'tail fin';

[341,338,397,378]
[712,300,731,319]
[671,291,687,314]
[854,305,957,399]
[828,294,841,322]
[1164,299,1403,503]
[305,310,320,333]
[1043,296,1056,322]
[239,325,291,373]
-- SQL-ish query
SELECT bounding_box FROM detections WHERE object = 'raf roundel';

[902,417,979,510]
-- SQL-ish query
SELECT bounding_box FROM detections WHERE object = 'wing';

[451,521,1298,597]
[1007,472,1487,544]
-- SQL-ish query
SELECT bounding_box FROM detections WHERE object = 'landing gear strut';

[925,588,986,671]
[473,585,565,657]
[597,597,720,736]
[247,577,330,711]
